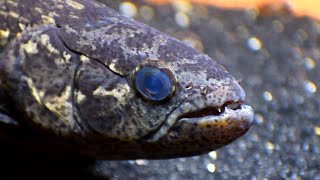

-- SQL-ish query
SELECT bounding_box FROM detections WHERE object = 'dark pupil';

[135,67,171,101]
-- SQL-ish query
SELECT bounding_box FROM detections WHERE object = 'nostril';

[185,81,193,90]
[199,85,208,96]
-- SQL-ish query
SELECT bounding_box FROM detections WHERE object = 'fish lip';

[145,97,254,142]
[176,101,245,121]
[178,104,254,125]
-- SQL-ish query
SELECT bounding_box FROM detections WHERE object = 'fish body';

[0,0,253,159]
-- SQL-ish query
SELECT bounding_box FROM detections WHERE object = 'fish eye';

[133,59,177,102]
[135,66,172,101]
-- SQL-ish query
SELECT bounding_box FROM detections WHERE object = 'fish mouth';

[175,102,254,133]
[147,99,254,142]
[178,101,243,120]
[152,101,254,158]
[177,101,254,125]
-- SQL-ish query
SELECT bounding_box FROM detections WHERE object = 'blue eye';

[135,66,172,101]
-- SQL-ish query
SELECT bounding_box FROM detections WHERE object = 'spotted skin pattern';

[0,0,254,159]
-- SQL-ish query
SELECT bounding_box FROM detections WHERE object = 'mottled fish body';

[0,0,253,159]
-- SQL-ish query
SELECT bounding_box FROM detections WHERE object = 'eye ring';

[133,59,176,102]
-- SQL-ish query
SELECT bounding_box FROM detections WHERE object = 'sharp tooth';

[217,108,221,113]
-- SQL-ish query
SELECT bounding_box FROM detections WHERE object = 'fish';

[0,0,254,159]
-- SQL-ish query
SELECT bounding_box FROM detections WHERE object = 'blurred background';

[93,0,320,179]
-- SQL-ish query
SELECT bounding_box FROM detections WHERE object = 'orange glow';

[146,0,320,21]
